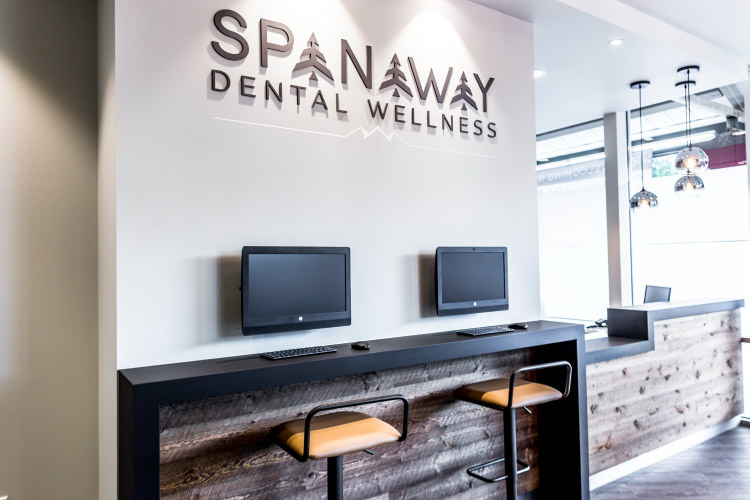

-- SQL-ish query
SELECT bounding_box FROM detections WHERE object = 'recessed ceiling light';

[534,69,546,79]
[609,38,624,47]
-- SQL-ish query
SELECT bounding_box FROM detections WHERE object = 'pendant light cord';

[686,68,692,148]
[639,85,645,187]
[685,83,690,147]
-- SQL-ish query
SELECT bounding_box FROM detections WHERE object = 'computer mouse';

[508,323,528,330]
[351,341,371,350]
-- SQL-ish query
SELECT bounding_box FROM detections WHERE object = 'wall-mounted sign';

[209,9,498,140]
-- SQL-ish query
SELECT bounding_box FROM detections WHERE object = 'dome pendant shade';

[630,187,659,213]
[674,172,705,194]
[674,146,709,172]
[674,67,709,178]
[628,80,657,212]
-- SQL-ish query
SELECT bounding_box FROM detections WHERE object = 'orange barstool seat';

[270,411,402,460]
[269,395,409,500]
[454,378,563,410]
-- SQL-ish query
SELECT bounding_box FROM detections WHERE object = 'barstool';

[454,361,572,500]
[269,394,409,500]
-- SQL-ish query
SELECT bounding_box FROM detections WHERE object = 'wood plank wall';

[587,310,744,475]
[159,349,544,499]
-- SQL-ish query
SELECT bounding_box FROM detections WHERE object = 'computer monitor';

[435,247,508,316]
[241,246,351,335]
[644,285,671,303]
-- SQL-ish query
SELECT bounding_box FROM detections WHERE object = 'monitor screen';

[246,254,347,317]
[436,247,508,316]
[440,252,506,303]
[241,247,351,335]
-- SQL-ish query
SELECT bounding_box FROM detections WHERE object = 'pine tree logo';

[292,33,334,83]
[378,54,413,98]
[450,72,478,111]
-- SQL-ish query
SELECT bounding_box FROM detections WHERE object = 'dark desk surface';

[121,320,584,403]
[586,298,744,364]
[608,298,745,318]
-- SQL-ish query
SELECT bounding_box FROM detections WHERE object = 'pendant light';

[674,65,707,195]
[629,80,658,213]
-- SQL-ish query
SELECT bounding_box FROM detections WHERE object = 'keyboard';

[260,345,337,360]
[456,326,514,337]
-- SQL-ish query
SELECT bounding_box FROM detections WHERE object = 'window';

[628,87,749,314]
[537,85,749,413]
[537,121,609,322]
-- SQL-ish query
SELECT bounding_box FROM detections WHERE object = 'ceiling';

[470,0,749,134]
[618,0,750,61]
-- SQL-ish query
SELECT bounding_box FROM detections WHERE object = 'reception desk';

[586,298,745,363]
[119,321,590,500]
[585,298,745,483]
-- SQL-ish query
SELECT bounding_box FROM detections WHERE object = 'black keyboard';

[260,345,337,360]
[456,326,514,337]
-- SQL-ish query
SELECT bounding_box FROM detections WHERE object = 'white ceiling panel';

[470,0,748,134]
[618,0,750,61]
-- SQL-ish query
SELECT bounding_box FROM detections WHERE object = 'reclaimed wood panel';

[159,349,545,499]
[587,309,744,475]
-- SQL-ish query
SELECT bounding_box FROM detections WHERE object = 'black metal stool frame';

[457,361,572,500]
[286,394,409,500]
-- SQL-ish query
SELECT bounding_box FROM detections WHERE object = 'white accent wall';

[106,0,539,369]
[100,0,538,493]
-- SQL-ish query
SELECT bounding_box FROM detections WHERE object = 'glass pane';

[537,156,609,322]
[630,162,750,246]
[629,82,749,317]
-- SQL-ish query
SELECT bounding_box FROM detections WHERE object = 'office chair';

[644,285,671,303]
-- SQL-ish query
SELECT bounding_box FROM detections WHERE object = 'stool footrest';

[467,457,530,483]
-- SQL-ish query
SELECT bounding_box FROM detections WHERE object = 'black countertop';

[609,297,745,320]
[586,298,744,364]
[121,320,584,403]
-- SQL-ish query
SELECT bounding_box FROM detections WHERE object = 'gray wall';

[0,0,99,498]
